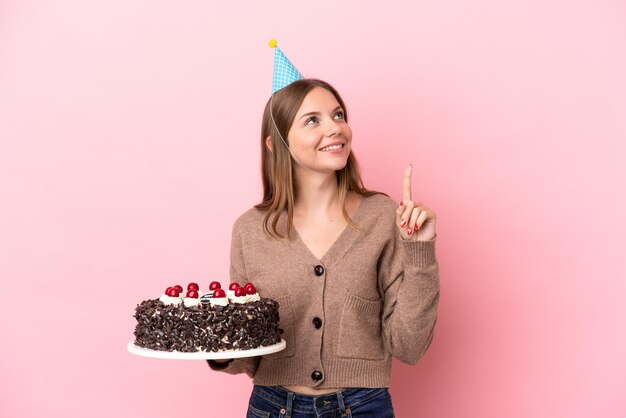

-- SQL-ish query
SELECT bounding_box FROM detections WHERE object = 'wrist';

[400,232,437,242]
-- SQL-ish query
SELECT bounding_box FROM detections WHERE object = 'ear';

[265,135,273,153]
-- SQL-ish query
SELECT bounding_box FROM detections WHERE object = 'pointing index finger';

[403,164,412,202]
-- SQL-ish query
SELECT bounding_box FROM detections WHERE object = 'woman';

[208,78,439,418]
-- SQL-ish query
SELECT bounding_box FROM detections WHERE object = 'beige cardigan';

[207,193,440,388]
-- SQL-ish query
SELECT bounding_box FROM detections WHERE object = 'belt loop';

[337,390,346,411]
[285,390,294,417]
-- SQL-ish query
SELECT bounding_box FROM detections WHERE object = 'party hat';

[269,38,304,93]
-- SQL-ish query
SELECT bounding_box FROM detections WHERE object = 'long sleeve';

[378,232,440,365]
[206,217,261,377]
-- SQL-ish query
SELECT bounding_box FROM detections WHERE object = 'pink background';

[1,0,625,417]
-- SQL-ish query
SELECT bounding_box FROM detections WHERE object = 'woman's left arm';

[378,164,440,364]
[379,236,440,365]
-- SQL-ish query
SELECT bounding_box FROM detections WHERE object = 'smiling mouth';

[319,144,345,152]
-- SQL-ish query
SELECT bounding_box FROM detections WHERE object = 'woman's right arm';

[206,216,261,378]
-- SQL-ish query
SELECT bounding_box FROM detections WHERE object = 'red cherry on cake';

[166,287,179,297]
[234,287,246,297]
[244,283,257,295]
[186,289,199,298]
[187,282,199,291]
[165,286,173,294]
[213,288,226,298]
[209,281,221,290]
[173,285,183,294]
[229,283,240,291]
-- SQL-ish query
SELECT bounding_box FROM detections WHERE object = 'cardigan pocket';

[263,295,295,359]
[337,291,385,360]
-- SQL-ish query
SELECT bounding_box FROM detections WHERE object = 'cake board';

[127,339,286,360]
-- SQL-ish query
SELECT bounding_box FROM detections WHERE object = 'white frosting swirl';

[159,294,182,305]
[245,293,261,302]
[183,297,201,307]
[230,293,260,304]
[230,296,247,304]
[210,297,229,307]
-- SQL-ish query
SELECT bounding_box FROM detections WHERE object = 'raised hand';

[395,164,437,241]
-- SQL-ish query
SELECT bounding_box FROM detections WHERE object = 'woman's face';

[286,87,352,173]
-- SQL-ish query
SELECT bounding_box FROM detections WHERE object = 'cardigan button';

[312,317,322,329]
[311,370,323,381]
[314,265,325,276]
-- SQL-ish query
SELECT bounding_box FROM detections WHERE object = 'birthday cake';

[133,281,283,352]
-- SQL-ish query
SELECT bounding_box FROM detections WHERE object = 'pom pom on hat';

[268,38,277,48]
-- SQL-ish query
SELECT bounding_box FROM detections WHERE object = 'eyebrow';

[299,105,343,121]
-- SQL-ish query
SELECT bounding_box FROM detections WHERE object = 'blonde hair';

[254,78,387,239]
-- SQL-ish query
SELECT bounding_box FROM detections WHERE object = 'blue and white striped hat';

[269,39,304,94]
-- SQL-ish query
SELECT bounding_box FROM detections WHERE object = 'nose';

[325,119,341,137]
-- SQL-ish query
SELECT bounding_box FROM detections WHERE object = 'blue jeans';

[246,385,395,418]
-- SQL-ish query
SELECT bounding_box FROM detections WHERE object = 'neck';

[293,170,342,217]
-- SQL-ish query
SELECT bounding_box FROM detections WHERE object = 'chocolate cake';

[132,282,283,352]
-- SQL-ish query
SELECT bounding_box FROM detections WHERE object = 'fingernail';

[400,218,406,227]
[415,225,419,230]
[400,201,403,207]
[407,228,413,235]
